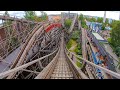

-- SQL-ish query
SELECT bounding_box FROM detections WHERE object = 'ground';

[67,39,82,67]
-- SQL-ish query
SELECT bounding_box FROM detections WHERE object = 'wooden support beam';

[22,69,40,74]
[0,48,58,78]
[66,47,120,79]
[0,15,38,24]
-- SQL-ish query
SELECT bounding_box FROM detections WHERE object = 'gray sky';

[0,11,119,20]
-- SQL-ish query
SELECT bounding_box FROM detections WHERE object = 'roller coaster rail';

[0,42,120,79]
[0,13,120,79]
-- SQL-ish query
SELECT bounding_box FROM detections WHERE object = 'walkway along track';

[50,33,73,79]
[35,32,88,79]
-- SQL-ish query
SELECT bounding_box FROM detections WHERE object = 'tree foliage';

[111,21,120,47]
[105,18,109,25]
[79,14,88,29]
[107,37,111,44]
[40,11,48,21]
[64,19,72,28]
[110,21,120,57]
[89,17,96,22]
[66,39,73,49]
[34,15,42,22]
[114,47,120,57]
[74,43,82,55]
[110,20,118,28]
[3,11,12,25]
[97,17,103,23]
[24,11,48,22]
[79,14,84,21]
[71,30,80,40]
[101,23,106,30]
[4,11,9,16]
[24,11,36,21]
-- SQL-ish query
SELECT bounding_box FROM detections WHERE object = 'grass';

[66,29,83,67]
[76,57,82,67]
[66,39,77,50]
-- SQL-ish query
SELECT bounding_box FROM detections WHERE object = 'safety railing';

[65,47,89,79]
[65,46,120,79]
[69,14,77,33]
[86,30,119,72]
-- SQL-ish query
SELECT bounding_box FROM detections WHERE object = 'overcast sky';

[0,11,119,20]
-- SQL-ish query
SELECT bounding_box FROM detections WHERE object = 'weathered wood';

[49,33,74,79]
[0,15,38,24]
[0,48,58,78]
[22,69,40,74]
[67,48,120,79]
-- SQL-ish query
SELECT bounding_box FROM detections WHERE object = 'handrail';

[64,47,89,79]
[69,14,77,33]
[35,47,60,79]
[66,46,120,79]
[0,48,58,78]
[87,30,119,63]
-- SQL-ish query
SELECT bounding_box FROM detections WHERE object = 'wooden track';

[50,55,73,79]
[50,33,74,79]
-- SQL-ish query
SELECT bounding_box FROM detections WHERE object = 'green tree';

[4,11,9,16]
[111,21,120,47]
[79,14,84,21]
[64,19,72,28]
[40,11,48,21]
[79,14,88,29]
[105,18,109,24]
[24,11,36,21]
[97,17,103,23]
[110,20,118,28]
[101,23,106,30]
[114,47,120,57]
[72,31,80,40]
[34,15,42,22]
[24,11,44,22]
[89,17,96,22]
[3,11,11,25]
[81,20,88,29]
[107,37,111,44]
[84,17,91,21]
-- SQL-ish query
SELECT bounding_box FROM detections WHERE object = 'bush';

[114,47,120,57]
[107,37,111,44]
[76,60,82,67]
[71,31,80,40]
[66,39,74,49]
[74,44,82,55]
[64,19,72,28]
[101,23,106,30]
